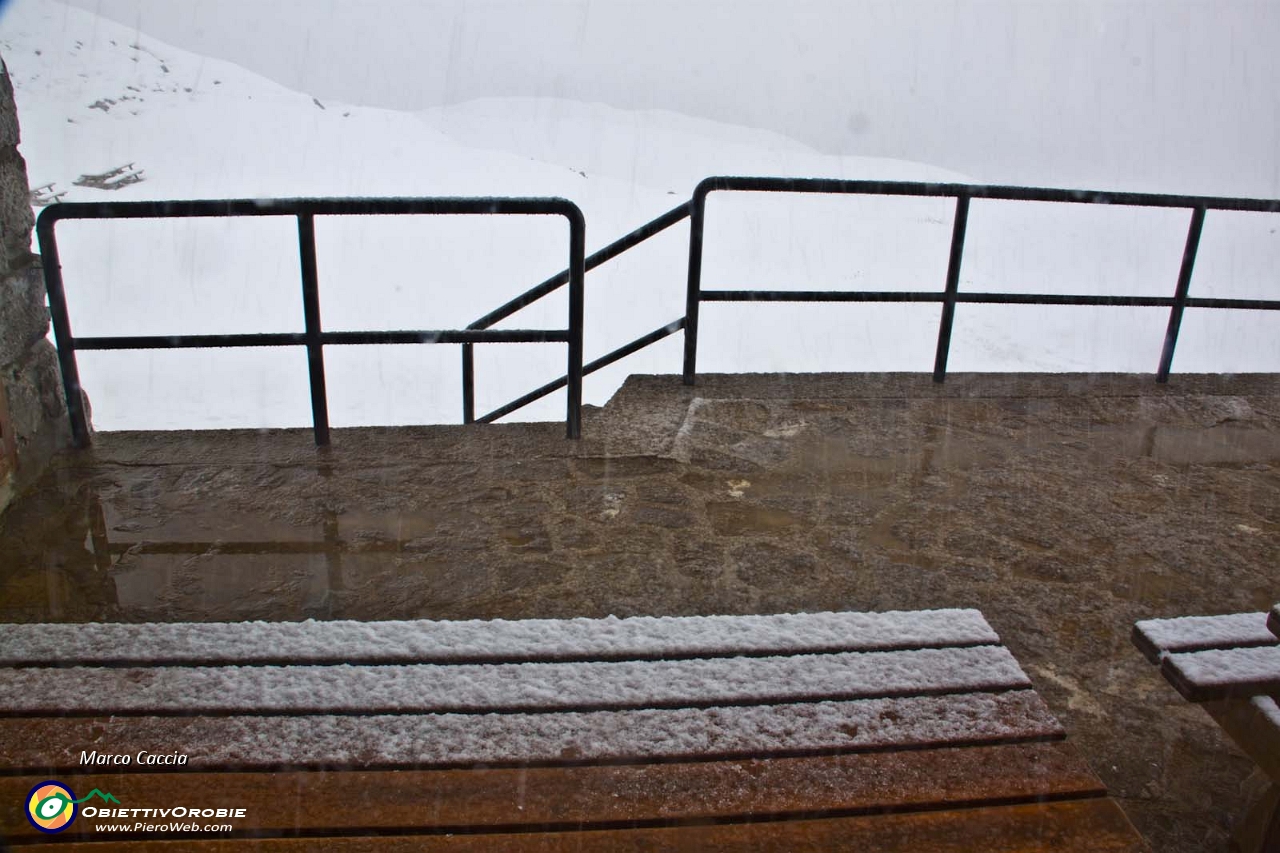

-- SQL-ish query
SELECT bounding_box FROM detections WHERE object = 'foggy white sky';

[54,0,1280,196]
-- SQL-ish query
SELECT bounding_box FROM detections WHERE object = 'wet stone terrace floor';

[2,371,1279,852]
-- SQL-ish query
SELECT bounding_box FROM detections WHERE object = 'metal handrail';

[462,200,691,423]
[36,197,586,446]
[683,177,1280,386]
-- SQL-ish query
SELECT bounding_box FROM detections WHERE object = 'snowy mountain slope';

[3,0,1278,431]
[417,98,972,194]
[59,0,1280,199]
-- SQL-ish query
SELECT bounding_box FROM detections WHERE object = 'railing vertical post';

[933,194,970,383]
[34,215,92,448]
[297,213,331,445]
[565,210,586,439]
[461,344,475,424]
[683,193,706,385]
[1157,206,1206,383]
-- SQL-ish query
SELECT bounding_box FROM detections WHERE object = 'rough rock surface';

[0,53,69,511]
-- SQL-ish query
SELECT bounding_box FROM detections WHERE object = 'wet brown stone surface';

[2,371,1279,852]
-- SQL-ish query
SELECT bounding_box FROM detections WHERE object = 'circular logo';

[26,781,77,833]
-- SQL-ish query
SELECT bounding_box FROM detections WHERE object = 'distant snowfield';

[4,0,1279,431]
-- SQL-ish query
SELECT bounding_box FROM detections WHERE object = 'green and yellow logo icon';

[25,782,118,833]
[26,781,77,833]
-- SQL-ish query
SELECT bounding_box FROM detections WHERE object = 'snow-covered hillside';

[3,0,1279,431]
[59,0,1280,198]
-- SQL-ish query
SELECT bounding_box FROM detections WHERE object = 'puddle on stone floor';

[705,501,807,535]
[0,470,551,623]
[691,402,1280,479]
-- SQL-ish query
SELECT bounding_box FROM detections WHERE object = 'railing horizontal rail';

[69,330,572,350]
[38,196,586,446]
[37,197,584,221]
[692,177,1280,213]
[324,330,570,345]
[1185,298,1280,311]
[73,333,310,349]
[701,291,1280,310]
[958,294,1178,307]
[702,291,945,303]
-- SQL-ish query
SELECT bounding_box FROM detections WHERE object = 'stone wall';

[0,56,73,513]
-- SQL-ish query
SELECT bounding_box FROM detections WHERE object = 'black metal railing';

[36,180,1280,446]
[682,177,1280,386]
[35,197,586,447]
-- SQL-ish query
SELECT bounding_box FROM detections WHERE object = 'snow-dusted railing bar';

[0,646,1028,717]
[1269,605,1280,639]
[0,608,999,667]
[690,177,1280,213]
[965,293,1280,311]
[701,290,946,303]
[1132,612,1279,664]
[70,329,572,350]
[0,691,1061,771]
[1160,645,1280,702]
[699,291,1280,309]
[36,196,588,446]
